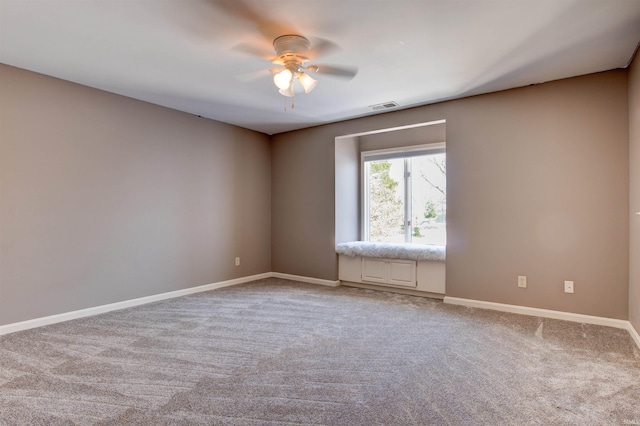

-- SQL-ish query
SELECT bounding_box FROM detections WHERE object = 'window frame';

[361,142,446,244]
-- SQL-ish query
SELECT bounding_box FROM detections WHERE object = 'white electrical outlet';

[564,280,574,293]
[235,257,240,266]
[518,276,527,288]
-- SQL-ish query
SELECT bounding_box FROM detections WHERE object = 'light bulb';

[298,72,318,94]
[273,69,292,90]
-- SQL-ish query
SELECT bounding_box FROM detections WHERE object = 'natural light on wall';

[362,144,446,245]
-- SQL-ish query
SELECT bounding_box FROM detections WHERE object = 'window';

[362,144,446,245]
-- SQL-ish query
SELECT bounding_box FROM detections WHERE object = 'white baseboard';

[0,272,271,336]
[0,272,337,336]
[628,322,640,349]
[271,272,341,287]
[7,274,635,351]
[443,296,629,329]
[444,297,640,351]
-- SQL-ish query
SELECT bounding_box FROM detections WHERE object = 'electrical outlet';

[235,257,240,266]
[518,275,527,288]
[564,280,574,293]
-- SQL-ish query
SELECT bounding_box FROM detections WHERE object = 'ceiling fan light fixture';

[298,72,318,94]
[279,85,294,97]
[273,69,293,90]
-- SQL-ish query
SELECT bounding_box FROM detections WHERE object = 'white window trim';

[361,142,446,243]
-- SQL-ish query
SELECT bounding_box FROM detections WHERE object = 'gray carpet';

[0,278,639,425]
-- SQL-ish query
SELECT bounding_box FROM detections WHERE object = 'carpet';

[1,278,639,425]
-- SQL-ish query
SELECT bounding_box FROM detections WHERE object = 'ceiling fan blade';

[305,64,358,79]
[307,38,341,60]
[237,67,282,82]
[231,42,276,61]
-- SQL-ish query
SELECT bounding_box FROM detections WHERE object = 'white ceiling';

[1,0,639,135]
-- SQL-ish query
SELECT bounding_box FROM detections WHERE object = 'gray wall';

[335,136,360,244]
[272,70,630,320]
[0,64,272,326]
[1,63,633,326]
[359,122,446,152]
[629,53,640,333]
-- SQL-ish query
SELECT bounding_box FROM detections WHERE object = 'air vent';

[369,101,399,111]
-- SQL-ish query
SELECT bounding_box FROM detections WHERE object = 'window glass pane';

[366,158,405,243]
[410,153,446,245]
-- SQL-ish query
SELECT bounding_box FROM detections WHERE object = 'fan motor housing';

[273,35,310,65]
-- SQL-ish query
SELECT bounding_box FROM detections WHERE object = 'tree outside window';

[363,146,445,245]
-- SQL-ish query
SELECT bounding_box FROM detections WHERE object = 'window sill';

[336,241,445,262]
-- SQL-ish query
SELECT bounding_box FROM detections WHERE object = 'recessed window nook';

[334,119,447,296]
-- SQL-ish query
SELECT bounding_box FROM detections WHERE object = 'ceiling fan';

[208,0,357,103]
[267,34,358,98]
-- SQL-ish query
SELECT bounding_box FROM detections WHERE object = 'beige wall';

[629,53,640,332]
[271,125,339,279]
[1,63,632,326]
[335,136,360,244]
[359,122,446,152]
[0,64,271,326]
[272,70,630,319]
